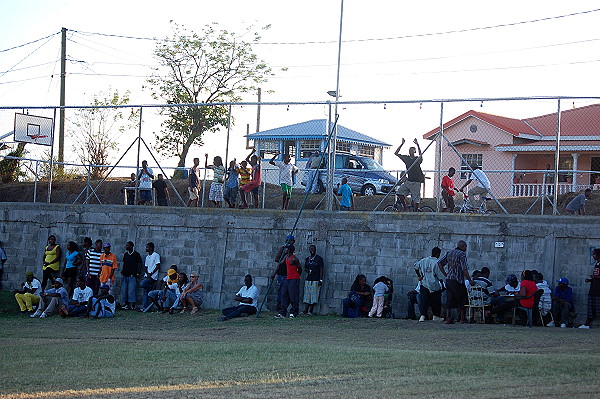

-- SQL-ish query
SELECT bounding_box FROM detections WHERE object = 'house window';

[359,146,375,159]
[336,141,351,153]
[259,140,278,158]
[460,153,483,179]
[300,140,321,159]
[284,140,296,159]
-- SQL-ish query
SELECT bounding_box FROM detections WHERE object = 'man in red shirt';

[441,167,456,212]
[274,245,302,318]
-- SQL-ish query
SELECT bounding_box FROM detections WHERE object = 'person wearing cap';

[99,242,118,295]
[272,235,294,312]
[219,274,259,321]
[14,271,42,314]
[88,284,116,318]
[66,277,93,317]
[274,244,302,318]
[144,266,178,312]
[551,278,574,328]
[581,248,600,329]
[31,278,69,318]
[459,163,491,209]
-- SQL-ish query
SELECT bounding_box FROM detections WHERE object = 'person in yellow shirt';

[99,243,118,295]
[42,235,62,291]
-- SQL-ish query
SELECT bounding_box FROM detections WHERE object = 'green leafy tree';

[148,22,273,169]
[0,143,26,183]
[69,90,139,179]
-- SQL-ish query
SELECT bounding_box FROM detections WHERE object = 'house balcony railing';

[510,183,590,197]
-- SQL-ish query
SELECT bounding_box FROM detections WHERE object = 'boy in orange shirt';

[99,243,118,295]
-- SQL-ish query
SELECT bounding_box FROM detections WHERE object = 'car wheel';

[316,180,325,194]
[361,184,376,196]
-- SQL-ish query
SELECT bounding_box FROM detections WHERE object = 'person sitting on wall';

[219,274,259,321]
[87,284,116,319]
[66,277,94,318]
[551,277,574,328]
[30,278,69,319]
[566,188,591,215]
[342,274,372,318]
[14,271,42,315]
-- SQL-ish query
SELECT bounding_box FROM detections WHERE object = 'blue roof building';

[245,119,390,165]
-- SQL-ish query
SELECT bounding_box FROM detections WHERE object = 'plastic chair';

[466,286,489,323]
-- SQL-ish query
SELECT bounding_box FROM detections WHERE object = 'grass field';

[0,307,598,399]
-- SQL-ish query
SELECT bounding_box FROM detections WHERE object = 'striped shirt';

[238,167,251,187]
[438,249,468,283]
[86,249,102,276]
[209,165,225,183]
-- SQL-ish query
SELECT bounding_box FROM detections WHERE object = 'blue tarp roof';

[246,119,390,147]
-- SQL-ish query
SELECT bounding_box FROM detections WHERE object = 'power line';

[0,75,50,85]
[67,8,600,46]
[0,61,57,75]
[0,31,60,53]
[0,34,57,80]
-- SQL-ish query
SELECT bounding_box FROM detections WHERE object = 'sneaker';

[39,312,48,319]
[432,316,443,322]
[546,321,554,327]
[419,315,426,322]
[289,314,295,319]
[274,314,285,319]
[560,323,567,328]
[579,324,590,329]
[30,310,42,318]
[190,307,199,315]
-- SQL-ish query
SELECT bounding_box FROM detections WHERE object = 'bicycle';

[384,196,435,213]
[453,192,496,215]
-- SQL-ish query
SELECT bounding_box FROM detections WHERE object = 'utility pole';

[58,27,67,171]
[256,87,261,132]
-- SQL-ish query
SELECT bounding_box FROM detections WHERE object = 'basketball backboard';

[13,113,54,146]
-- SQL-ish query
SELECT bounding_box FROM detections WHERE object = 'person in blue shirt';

[552,277,574,327]
[337,177,353,211]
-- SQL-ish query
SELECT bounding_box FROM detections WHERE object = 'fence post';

[435,102,444,212]
[552,99,561,215]
[33,160,39,203]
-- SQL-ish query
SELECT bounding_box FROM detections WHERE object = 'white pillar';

[572,153,579,191]
[511,154,517,196]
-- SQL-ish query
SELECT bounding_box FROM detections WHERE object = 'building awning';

[495,140,600,152]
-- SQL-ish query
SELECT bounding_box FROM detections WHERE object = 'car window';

[334,154,347,170]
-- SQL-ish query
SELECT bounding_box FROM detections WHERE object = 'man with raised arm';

[394,138,425,212]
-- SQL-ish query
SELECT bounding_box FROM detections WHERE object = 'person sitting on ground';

[205,153,225,207]
[551,277,574,328]
[31,278,69,319]
[269,151,299,210]
[566,188,591,215]
[87,284,116,318]
[342,274,372,318]
[368,276,390,318]
[220,274,259,321]
[67,277,94,317]
[535,272,552,326]
[14,271,42,314]
[146,267,178,312]
[179,271,204,315]
[168,272,189,314]
[580,248,600,329]
[403,283,420,320]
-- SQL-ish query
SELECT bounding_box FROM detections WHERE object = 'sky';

[1,0,600,174]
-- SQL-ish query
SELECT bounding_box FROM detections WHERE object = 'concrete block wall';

[0,203,598,322]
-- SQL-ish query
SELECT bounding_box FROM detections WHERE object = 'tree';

[148,22,273,168]
[0,143,26,183]
[69,90,139,179]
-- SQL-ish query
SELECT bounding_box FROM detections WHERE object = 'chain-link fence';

[2,97,600,214]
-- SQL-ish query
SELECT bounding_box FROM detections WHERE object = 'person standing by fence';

[242,149,262,208]
[441,168,456,212]
[137,160,154,206]
[188,157,201,207]
[394,138,425,212]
